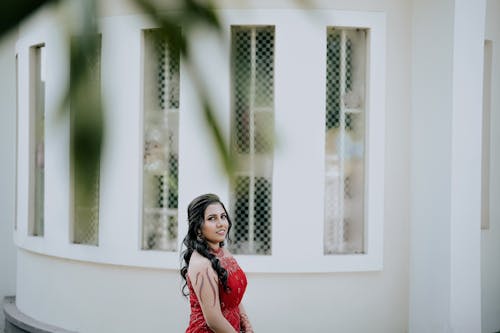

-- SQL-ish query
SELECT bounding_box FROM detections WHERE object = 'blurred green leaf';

[4,0,287,202]
[202,101,235,183]
[0,0,56,37]
[65,0,103,207]
[133,0,234,181]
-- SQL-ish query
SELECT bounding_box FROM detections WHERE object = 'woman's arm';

[239,303,254,333]
[188,257,238,333]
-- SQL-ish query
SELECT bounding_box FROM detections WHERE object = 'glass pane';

[481,40,492,230]
[324,28,367,255]
[30,44,45,237]
[73,171,100,245]
[142,28,180,251]
[230,26,274,255]
[15,54,19,231]
[71,36,102,245]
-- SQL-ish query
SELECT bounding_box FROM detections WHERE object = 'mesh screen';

[324,28,367,255]
[72,36,101,246]
[230,26,274,255]
[73,173,100,245]
[142,28,180,251]
[32,45,45,236]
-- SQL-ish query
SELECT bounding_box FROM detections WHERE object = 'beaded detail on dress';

[186,249,247,333]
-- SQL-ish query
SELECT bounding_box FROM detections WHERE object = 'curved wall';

[17,249,408,332]
[17,249,187,332]
[13,0,411,332]
[14,4,388,273]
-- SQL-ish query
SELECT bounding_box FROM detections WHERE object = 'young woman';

[181,194,254,333]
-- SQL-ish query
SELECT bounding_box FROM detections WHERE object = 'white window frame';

[69,35,102,246]
[229,25,275,255]
[13,11,384,272]
[215,9,386,273]
[28,43,46,237]
[141,28,180,251]
[324,27,367,255]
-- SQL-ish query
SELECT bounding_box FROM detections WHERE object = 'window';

[324,28,367,254]
[230,26,275,255]
[29,44,45,237]
[71,36,102,245]
[15,54,19,231]
[481,40,492,230]
[142,28,180,251]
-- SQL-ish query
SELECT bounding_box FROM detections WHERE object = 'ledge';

[3,296,77,333]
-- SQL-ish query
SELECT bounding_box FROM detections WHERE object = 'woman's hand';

[239,304,254,333]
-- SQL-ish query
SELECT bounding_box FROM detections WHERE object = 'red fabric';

[186,250,247,333]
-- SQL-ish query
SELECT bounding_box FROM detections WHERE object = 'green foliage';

[5,0,317,200]
[0,0,56,38]
[133,0,235,183]
[3,0,233,203]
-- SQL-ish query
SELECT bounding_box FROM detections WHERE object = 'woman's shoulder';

[190,250,210,265]
[188,251,213,275]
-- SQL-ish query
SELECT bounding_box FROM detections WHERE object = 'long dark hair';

[180,193,232,296]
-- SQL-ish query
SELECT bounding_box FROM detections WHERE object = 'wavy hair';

[180,193,232,296]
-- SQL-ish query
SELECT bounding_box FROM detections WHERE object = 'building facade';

[1,0,499,332]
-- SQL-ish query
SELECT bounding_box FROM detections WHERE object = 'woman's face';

[200,203,229,249]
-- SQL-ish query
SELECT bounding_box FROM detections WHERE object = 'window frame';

[217,9,386,272]
[140,27,181,252]
[324,27,368,255]
[229,25,275,255]
[14,10,385,273]
[28,43,46,237]
[69,34,102,246]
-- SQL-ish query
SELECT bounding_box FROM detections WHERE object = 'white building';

[1,0,499,332]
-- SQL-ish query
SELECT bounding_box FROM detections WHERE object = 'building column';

[409,0,486,332]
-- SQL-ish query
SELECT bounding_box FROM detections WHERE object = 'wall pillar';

[481,0,500,331]
[0,30,18,333]
[410,0,486,332]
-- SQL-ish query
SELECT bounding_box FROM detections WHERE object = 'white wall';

[0,30,18,332]
[18,247,411,333]
[481,0,500,332]
[409,1,455,329]
[410,0,486,332]
[13,0,411,332]
[14,3,389,274]
[16,249,188,332]
[448,1,485,330]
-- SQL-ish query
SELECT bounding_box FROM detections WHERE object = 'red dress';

[186,248,247,333]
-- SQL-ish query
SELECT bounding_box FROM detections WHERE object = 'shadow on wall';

[3,296,77,333]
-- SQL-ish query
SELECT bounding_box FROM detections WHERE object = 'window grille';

[324,28,367,254]
[230,26,274,255]
[71,36,101,246]
[73,170,100,245]
[142,28,180,251]
[29,44,45,237]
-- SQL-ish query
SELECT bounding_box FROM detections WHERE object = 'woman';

[181,194,254,333]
